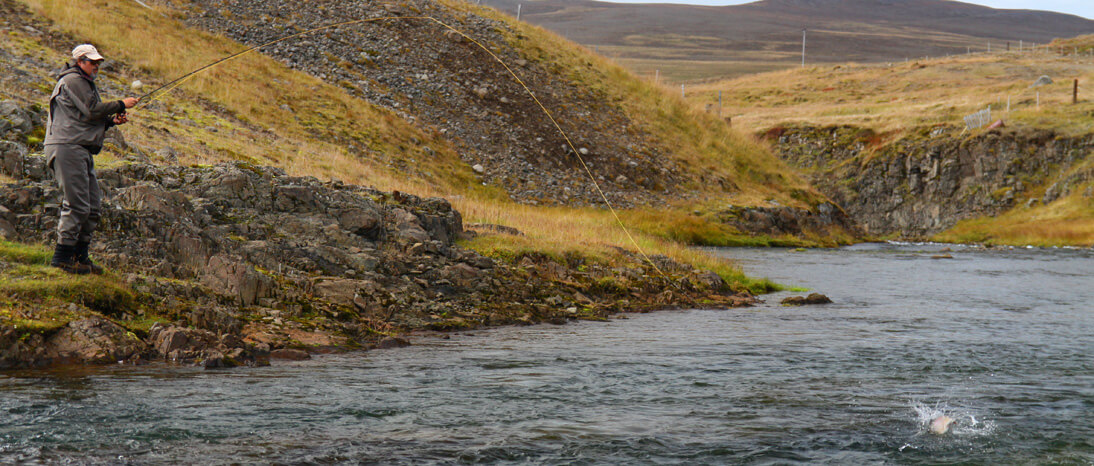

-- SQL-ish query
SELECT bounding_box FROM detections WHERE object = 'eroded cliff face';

[764,126,1094,237]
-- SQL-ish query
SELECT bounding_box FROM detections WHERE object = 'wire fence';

[964,107,992,130]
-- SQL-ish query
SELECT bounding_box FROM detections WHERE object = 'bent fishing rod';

[133,13,693,293]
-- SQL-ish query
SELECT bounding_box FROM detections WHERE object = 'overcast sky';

[597,0,1093,19]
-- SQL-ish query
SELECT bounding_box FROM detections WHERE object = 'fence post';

[516,4,521,21]
[1075,79,1079,104]
[681,84,685,98]
[718,90,722,118]
[801,29,807,68]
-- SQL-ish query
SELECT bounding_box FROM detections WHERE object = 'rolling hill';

[480,0,1094,80]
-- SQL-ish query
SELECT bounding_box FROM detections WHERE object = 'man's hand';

[122,97,139,108]
[112,113,129,125]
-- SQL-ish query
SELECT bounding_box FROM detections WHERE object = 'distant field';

[483,0,1094,82]
[482,0,1094,83]
[692,34,1094,247]
[688,48,1094,135]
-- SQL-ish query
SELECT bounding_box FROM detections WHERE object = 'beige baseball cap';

[71,44,104,61]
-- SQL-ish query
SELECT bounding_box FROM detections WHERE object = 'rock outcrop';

[714,202,860,241]
[0,140,754,369]
[765,125,1094,237]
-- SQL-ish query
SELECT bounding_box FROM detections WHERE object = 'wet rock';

[42,317,147,364]
[377,336,411,349]
[269,348,311,360]
[150,325,224,363]
[0,327,48,369]
[781,293,832,306]
[201,350,227,369]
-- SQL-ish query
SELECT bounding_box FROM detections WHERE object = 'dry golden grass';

[689,46,1094,135]
[936,191,1094,247]
[454,2,820,208]
[23,0,480,194]
[454,200,777,292]
[10,0,852,293]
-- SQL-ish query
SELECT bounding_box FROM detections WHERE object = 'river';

[2,243,1092,464]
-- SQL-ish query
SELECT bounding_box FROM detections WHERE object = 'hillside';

[0,0,853,367]
[688,36,1094,246]
[480,0,1094,81]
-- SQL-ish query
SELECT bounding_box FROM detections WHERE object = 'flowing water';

[2,243,1092,464]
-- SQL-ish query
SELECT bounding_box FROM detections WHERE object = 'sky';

[597,0,1094,19]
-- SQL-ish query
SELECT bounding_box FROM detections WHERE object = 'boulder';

[781,293,832,306]
[150,325,220,361]
[201,254,274,306]
[42,317,147,364]
[377,336,411,349]
[0,101,33,137]
[692,271,727,291]
[313,278,364,307]
[269,348,311,360]
[1030,75,1053,87]
[0,140,27,178]
[392,208,431,242]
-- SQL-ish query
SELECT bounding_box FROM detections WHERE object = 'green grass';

[0,240,166,336]
[0,240,51,265]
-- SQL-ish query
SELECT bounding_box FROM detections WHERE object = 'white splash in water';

[911,402,996,438]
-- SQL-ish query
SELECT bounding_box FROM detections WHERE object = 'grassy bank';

[0,240,165,337]
[688,34,1094,247]
[2,0,835,298]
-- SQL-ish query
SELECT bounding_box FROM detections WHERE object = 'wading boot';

[74,241,104,275]
[51,243,92,275]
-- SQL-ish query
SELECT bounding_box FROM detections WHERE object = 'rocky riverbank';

[764,125,1094,237]
[0,107,753,369]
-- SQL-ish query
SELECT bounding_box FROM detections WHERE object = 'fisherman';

[44,44,138,274]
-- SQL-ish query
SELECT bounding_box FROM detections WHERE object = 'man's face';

[77,58,102,78]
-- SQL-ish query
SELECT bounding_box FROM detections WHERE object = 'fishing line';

[137,13,682,289]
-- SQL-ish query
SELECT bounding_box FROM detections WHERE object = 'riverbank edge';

[0,159,758,371]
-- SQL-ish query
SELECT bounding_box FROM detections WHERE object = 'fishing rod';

[133,12,694,295]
